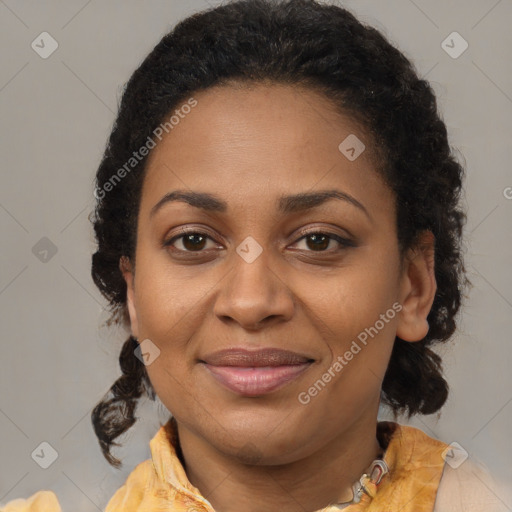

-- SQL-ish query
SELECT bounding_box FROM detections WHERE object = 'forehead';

[141,82,391,218]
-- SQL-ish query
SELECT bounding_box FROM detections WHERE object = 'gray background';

[1,0,511,510]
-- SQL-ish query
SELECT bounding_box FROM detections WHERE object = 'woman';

[1,0,506,510]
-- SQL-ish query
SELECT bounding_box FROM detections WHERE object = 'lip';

[200,348,314,396]
[201,348,313,366]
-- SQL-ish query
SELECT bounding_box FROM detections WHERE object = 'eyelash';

[162,228,355,254]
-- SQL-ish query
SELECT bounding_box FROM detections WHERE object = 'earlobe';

[396,231,437,343]
[119,256,139,339]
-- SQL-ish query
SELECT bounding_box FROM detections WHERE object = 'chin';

[210,420,311,466]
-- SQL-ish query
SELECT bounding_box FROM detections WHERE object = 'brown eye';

[305,233,330,251]
[164,230,216,252]
[293,231,355,252]
[181,233,208,251]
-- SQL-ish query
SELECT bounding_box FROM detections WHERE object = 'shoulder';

[0,459,156,512]
[104,458,158,511]
[434,456,510,512]
[0,490,61,512]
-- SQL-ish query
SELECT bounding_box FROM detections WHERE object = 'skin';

[120,82,436,512]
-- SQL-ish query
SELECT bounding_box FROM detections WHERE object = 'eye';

[163,228,355,254]
[163,229,219,252]
[292,230,355,252]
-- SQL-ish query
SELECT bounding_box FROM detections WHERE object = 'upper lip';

[200,348,314,367]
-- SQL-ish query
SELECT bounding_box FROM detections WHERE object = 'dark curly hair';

[90,0,469,467]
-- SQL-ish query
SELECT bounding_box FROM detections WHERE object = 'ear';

[396,230,437,342]
[119,256,139,339]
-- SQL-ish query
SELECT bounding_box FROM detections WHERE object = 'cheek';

[303,293,398,417]
[305,254,400,392]
[310,261,399,340]
[132,263,204,399]
[133,252,212,341]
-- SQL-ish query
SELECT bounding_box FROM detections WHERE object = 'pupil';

[184,234,206,251]
[308,234,328,251]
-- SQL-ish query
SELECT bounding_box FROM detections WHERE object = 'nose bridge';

[234,237,274,294]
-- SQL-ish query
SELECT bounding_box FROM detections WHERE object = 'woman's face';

[122,83,434,464]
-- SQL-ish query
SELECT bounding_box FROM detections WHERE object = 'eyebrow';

[149,189,370,219]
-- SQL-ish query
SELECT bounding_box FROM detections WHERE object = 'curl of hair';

[91,336,155,467]
[90,0,469,466]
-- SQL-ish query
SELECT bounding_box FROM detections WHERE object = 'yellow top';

[0,420,451,512]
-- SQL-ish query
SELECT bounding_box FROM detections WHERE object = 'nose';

[213,246,295,331]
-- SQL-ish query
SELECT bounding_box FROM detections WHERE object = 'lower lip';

[202,363,312,396]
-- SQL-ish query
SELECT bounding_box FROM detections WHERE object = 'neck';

[175,407,383,512]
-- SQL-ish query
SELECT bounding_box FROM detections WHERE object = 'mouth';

[199,348,315,396]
